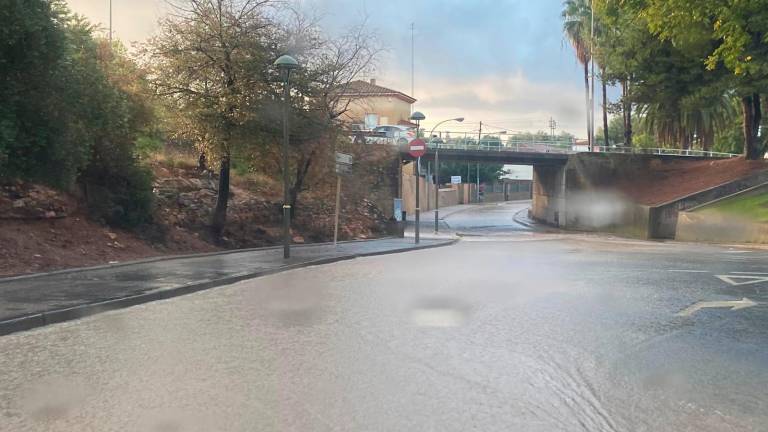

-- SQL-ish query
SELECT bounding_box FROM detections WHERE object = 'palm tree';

[562,0,593,146]
[638,93,737,150]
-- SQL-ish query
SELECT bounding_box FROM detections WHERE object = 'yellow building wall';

[340,96,412,126]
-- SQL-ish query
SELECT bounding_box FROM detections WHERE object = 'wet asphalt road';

[438,200,536,233]
[2,203,768,431]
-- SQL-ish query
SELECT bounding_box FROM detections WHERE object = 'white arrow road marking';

[716,275,768,286]
[676,298,758,317]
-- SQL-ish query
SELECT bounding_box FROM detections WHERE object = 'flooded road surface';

[441,200,535,233]
[2,208,768,430]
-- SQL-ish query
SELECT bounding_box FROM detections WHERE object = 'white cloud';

[63,0,591,138]
[373,69,589,137]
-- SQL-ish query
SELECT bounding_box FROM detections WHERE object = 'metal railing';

[355,134,740,159]
[591,146,739,158]
[429,139,574,154]
[428,141,739,158]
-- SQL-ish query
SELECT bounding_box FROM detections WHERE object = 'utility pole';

[478,121,483,149]
[109,0,112,43]
[549,117,557,140]
[476,121,482,203]
[410,22,415,111]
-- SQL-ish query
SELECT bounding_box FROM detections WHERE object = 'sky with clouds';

[66,0,596,137]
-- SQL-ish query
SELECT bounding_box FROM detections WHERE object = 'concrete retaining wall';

[675,183,768,244]
[402,162,474,214]
[649,171,768,239]
[530,153,768,240]
[676,211,768,244]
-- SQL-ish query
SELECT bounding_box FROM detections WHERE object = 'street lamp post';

[429,117,464,233]
[275,54,299,259]
[410,111,426,244]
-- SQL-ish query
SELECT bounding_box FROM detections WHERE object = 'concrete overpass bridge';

[397,140,739,239]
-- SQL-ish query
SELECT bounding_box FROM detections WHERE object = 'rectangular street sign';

[451,175,462,184]
[335,152,353,165]
[394,198,403,221]
[335,163,352,175]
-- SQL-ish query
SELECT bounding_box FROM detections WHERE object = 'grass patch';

[703,192,768,223]
[150,151,198,171]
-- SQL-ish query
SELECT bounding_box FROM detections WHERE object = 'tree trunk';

[622,79,633,147]
[681,132,690,150]
[583,61,592,148]
[289,151,315,220]
[601,68,609,147]
[743,94,764,160]
[702,130,713,152]
[211,154,230,240]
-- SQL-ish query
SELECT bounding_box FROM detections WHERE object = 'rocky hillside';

[0,145,399,277]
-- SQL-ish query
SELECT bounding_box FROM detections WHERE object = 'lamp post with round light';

[429,117,464,233]
[274,54,299,259]
[409,111,425,243]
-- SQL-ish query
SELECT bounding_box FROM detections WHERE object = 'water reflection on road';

[1,206,768,431]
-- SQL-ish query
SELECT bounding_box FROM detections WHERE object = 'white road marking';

[731,272,768,275]
[716,274,768,286]
[676,298,758,317]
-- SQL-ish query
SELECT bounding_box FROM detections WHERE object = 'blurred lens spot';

[21,377,89,422]
[411,298,470,327]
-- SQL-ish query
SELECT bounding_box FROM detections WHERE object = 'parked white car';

[370,125,416,145]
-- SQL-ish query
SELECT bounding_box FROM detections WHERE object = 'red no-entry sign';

[408,139,427,158]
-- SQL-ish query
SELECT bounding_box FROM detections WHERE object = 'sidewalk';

[0,237,456,335]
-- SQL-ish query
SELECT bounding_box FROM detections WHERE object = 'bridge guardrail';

[360,135,740,159]
[591,146,738,158]
[430,140,574,154]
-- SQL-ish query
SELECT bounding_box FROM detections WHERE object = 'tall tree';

[145,0,274,240]
[562,0,593,145]
[0,0,84,185]
[642,0,768,159]
[1,0,155,226]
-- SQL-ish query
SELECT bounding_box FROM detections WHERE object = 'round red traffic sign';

[408,139,427,158]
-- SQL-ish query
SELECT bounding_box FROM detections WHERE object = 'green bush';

[81,159,154,228]
[1,1,158,228]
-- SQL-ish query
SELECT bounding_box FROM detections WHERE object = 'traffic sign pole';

[434,148,440,233]
[415,156,420,244]
[407,139,427,244]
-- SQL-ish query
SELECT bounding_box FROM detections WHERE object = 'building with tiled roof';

[336,79,417,129]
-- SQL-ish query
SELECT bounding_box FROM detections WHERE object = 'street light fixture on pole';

[429,117,464,233]
[409,111,426,244]
[274,54,299,259]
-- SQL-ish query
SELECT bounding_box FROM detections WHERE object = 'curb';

[512,208,536,228]
[0,239,459,336]
[0,237,396,283]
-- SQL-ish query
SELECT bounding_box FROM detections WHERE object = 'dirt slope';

[1,147,396,277]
